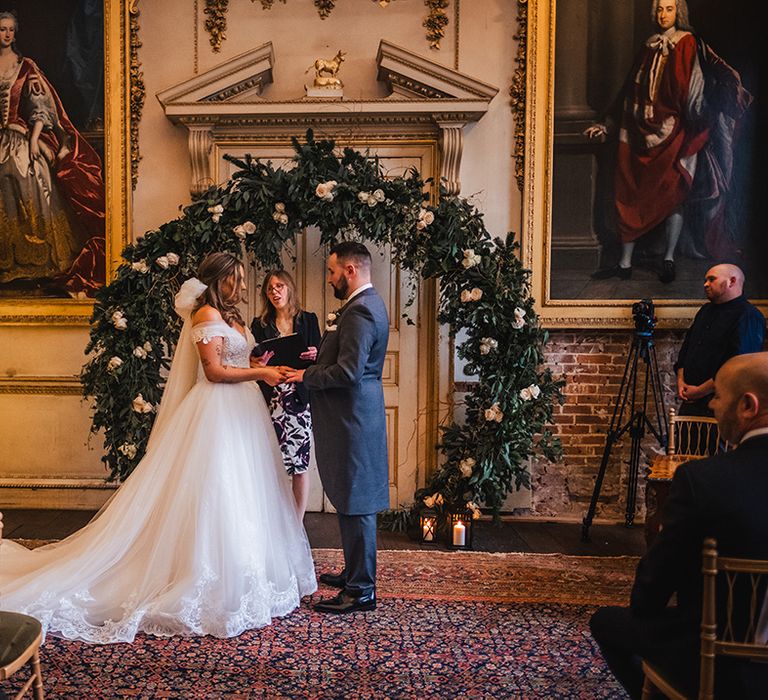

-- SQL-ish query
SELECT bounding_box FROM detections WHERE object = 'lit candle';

[452,520,466,547]
[422,518,434,541]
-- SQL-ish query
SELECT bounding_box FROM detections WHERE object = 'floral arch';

[81,131,563,516]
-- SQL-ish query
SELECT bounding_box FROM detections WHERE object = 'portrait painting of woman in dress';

[0,3,105,299]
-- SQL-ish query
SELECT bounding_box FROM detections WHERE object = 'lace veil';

[147,277,208,447]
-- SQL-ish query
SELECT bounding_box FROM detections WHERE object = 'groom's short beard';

[332,276,348,300]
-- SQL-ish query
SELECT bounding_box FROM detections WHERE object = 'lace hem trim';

[20,568,318,644]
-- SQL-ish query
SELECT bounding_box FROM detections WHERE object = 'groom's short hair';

[331,241,372,269]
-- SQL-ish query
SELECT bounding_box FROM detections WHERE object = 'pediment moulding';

[157,40,498,196]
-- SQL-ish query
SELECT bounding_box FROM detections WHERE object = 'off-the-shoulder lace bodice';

[191,320,255,372]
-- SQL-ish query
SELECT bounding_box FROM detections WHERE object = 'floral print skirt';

[269,383,312,475]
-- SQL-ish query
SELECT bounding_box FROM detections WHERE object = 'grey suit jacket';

[303,287,390,515]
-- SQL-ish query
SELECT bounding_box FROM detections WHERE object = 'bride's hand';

[260,366,286,387]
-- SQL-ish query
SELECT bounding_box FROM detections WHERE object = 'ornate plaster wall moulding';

[157,39,497,197]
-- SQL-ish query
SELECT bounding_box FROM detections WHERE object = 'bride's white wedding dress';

[0,286,317,643]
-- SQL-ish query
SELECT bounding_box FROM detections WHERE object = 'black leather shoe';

[591,265,632,280]
[319,571,347,589]
[313,590,376,614]
[658,260,675,283]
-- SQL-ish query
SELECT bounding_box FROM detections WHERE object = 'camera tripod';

[581,302,668,541]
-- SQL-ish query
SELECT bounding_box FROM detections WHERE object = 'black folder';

[252,333,311,369]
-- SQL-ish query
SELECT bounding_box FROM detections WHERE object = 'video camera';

[632,298,656,336]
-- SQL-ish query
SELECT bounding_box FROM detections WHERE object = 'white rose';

[367,196,378,207]
[358,191,370,203]
[373,189,385,202]
[519,387,533,401]
[233,225,247,240]
[155,256,169,269]
[459,457,476,477]
[272,212,282,222]
[106,356,123,372]
[208,204,224,223]
[166,252,180,266]
[143,341,153,353]
[416,220,427,231]
[512,307,526,330]
[479,342,490,355]
[243,221,257,235]
[278,213,289,225]
[469,288,483,302]
[111,311,128,330]
[484,403,504,422]
[118,442,137,459]
[528,384,541,399]
[274,203,285,213]
[462,249,482,269]
[481,337,498,352]
[131,394,154,414]
[420,210,435,225]
[131,260,148,274]
[133,346,148,359]
[460,289,472,303]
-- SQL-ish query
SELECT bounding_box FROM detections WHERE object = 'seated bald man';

[675,264,765,417]
[590,353,768,699]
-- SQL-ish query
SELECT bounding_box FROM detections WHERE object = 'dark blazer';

[250,310,321,407]
[302,287,390,515]
[631,434,768,694]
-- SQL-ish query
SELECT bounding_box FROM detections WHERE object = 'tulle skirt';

[0,379,317,644]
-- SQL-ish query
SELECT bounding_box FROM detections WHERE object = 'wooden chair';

[0,512,46,700]
[645,410,731,546]
[641,538,768,699]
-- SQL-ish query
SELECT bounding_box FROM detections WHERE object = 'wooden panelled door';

[219,140,439,512]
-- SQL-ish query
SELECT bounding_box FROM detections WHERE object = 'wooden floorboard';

[1,509,646,556]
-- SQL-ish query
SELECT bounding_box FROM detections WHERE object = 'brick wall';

[529,329,686,521]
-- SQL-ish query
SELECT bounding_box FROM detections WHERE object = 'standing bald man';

[674,264,765,417]
[591,353,768,698]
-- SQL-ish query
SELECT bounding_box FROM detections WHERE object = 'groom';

[285,241,390,613]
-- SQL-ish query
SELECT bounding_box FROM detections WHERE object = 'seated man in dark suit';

[590,352,768,699]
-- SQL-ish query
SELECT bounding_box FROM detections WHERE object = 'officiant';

[251,270,321,517]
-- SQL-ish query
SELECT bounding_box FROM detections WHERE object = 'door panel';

[218,140,437,511]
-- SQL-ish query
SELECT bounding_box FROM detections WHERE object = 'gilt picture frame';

[521,0,766,328]
[0,0,131,325]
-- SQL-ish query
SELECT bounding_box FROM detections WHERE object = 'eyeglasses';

[267,283,287,294]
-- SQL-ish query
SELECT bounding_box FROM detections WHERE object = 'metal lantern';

[419,509,439,544]
[447,510,474,550]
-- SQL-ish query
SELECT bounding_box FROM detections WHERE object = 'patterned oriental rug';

[4,548,639,699]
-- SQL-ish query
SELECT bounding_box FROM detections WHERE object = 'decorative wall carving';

[129,0,145,189]
[510,0,527,191]
[158,39,497,197]
[204,1,452,52]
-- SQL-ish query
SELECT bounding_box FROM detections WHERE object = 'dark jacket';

[250,310,321,407]
[631,435,768,696]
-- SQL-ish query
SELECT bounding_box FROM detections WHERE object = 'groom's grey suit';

[303,286,390,597]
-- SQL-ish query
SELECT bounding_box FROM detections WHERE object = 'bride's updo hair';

[195,252,246,327]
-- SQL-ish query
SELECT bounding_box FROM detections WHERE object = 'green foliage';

[81,130,563,514]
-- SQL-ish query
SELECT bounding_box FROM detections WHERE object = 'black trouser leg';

[337,512,377,597]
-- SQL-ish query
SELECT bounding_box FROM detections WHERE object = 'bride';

[0,252,317,643]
